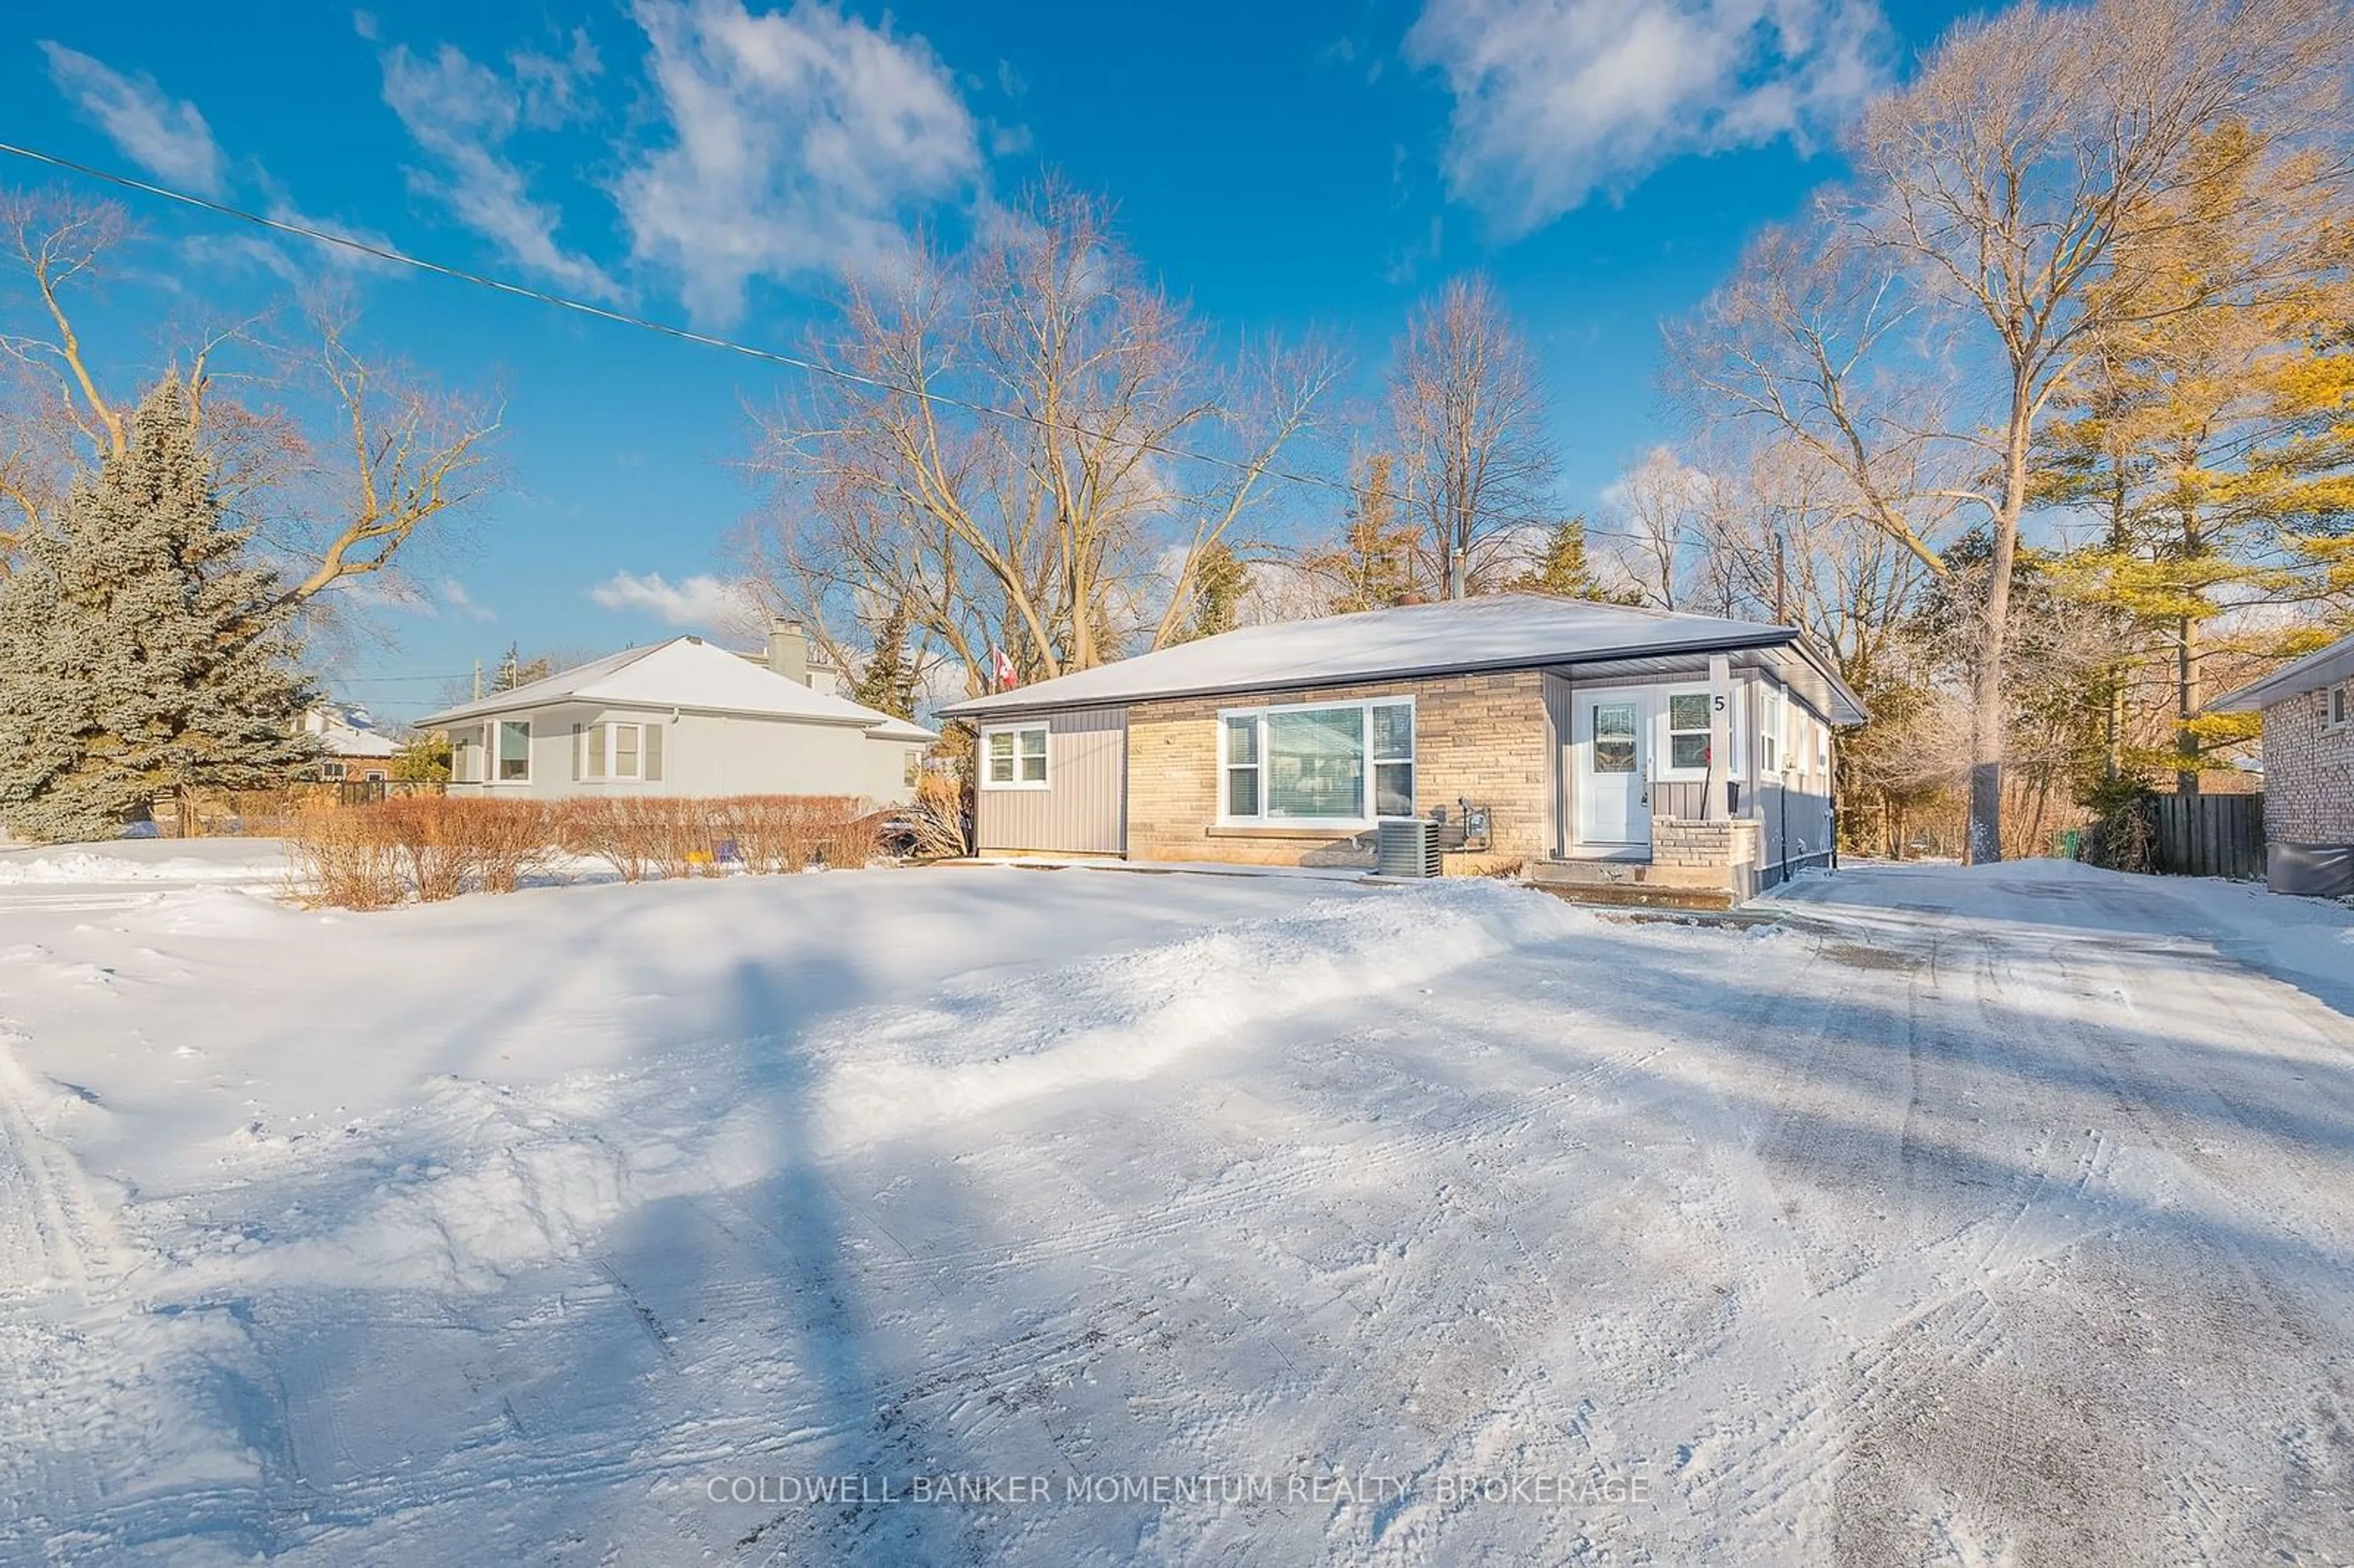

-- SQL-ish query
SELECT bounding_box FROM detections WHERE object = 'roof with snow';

[939,595,1867,725]
[306,707,400,758]
[414,636,939,739]
[2208,628,2354,713]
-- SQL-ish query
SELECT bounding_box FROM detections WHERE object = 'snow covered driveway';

[0,854,2348,1564]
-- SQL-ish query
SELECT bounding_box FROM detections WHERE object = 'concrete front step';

[1525,858,1742,911]
[1525,878,1738,913]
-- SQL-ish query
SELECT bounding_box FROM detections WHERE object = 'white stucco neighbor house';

[300,704,399,782]
[414,631,935,804]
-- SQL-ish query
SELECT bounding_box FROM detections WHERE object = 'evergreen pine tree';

[0,378,319,842]
[1308,453,1422,612]
[1183,541,1251,642]
[1510,517,1640,604]
[850,601,918,720]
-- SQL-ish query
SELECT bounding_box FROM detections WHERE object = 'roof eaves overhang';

[417,697,897,732]
[2207,631,2354,712]
[936,630,1806,721]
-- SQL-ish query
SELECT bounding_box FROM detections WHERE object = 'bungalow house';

[937,594,1865,901]
[2209,629,2354,897]
[300,704,398,782]
[415,633,935,804]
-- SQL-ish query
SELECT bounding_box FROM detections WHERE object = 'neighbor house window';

[1664,692,1712,777]
[321,760,347,781]
[2330,683,2352,731]
[496,720,531,782]
[982,724,1048,789]
[450,727,481,783]
[1219,699,1414,826]
[574,721,663,782]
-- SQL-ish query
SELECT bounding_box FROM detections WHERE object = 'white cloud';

[590,570,763,632]
[379,40,620,298]
[440,578,497,622]
[40,44,226,195]
[617,0,983,325]
[511,28,604,128]
[1404,0,1886,232]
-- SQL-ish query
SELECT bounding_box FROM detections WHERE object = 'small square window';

[982,725,1048,789]
[1666,690,1712,774]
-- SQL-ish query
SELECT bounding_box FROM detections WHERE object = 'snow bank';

[812,879,1590,1148]
[0,844,283,884]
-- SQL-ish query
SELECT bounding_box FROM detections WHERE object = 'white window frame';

[1216,696,1416,829]
[1656,687,1715,783]
[494,718,532,784]
[2328,682,2352,732]
[573,719,665,783]
[980,723,1049,791]
[449,728,474,785]
[1759,686,1786,777]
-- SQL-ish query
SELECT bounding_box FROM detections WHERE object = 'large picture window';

[1220,699,1414,826]
[981,724,1048,789]
[496,720,531,783]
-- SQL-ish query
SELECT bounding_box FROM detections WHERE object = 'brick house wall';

[2261,688,2354,843]
[1125,671,1551,867]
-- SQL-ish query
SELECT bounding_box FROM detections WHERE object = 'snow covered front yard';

[2,849,2350,1564]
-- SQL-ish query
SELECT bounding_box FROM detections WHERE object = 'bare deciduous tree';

[1671,0,2354,861]
[750,184,1341,699]
[1388,275,1556,600]
[0,189,504,606]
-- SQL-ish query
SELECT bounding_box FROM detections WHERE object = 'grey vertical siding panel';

[1653,780,1705,820]
[975,706,1128,854]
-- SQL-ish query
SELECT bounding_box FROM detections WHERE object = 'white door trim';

[1569,687,1653,856]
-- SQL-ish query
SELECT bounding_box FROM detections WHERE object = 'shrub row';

[284,794,883,909]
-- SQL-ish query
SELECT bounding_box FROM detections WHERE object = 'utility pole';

[472,660,482,701]
[1772,531,1789,623]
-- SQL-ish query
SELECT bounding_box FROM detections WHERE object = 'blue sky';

[2,0,1972,719]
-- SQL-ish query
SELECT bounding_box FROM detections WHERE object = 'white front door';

[1573,690,1650,851]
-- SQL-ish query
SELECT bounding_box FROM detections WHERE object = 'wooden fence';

[2150,792,2266,880]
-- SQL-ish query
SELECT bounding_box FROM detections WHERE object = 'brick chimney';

[766,617,810,686]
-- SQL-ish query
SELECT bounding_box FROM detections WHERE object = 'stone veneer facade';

[2261,687,2354,844]
[1124,671,1551,867]
[1649,817,1764,896]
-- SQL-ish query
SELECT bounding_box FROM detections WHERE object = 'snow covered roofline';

[414,635,940,739]
[2208,628,2354,713]
[940,595,1868,725]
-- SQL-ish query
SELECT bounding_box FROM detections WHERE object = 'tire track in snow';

[0,1034,118,1299]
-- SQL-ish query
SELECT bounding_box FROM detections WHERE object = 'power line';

[0,137,1661,547]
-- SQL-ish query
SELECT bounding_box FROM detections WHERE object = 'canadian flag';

[991,647,1019,691]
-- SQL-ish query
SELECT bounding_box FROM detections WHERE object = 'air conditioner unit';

[1376,818,1443,879]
